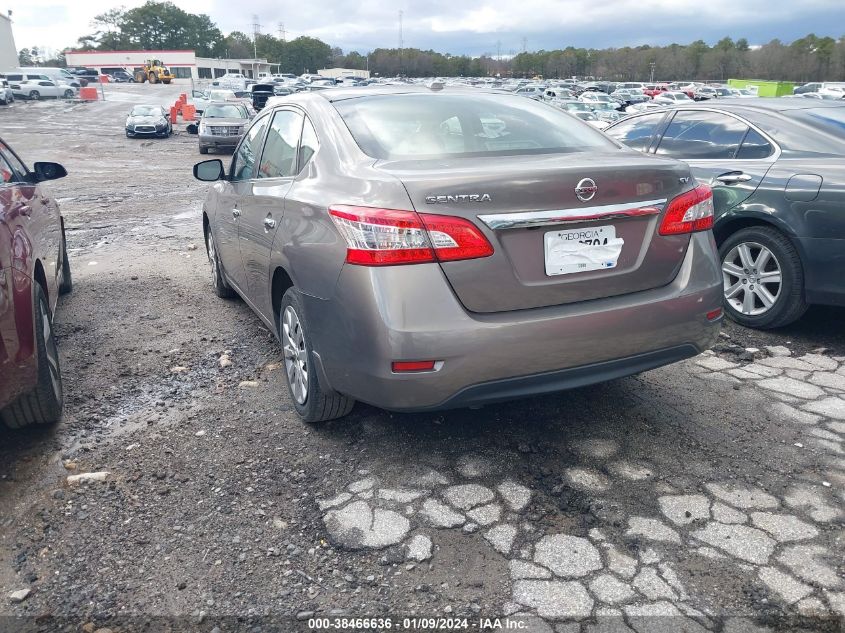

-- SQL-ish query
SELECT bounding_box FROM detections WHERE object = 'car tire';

[0,284,63,429]
[63,89,74,99]
[205,227,235,299]
[29,90,40,100]
[280,288,355,423]
[199,146,209,154]
[719,226,808,329]
[59,233,72,295]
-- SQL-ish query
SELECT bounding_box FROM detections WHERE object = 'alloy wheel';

[41,305,61,401]
[722,242,782,316]
[282,306,308,405]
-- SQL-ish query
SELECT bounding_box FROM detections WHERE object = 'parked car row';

[604,99,845,328]
[4,80,844,431]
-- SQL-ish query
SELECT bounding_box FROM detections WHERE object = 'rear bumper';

[305,232,722,411]
[795,236,845,307]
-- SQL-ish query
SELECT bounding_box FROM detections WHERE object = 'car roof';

[311,85,510,103]
[672,98,845,113]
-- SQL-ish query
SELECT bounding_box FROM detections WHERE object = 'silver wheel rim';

[206,231,219,287]
[41,303,61,399]
[722,241,782,316]
[282,305,308,405]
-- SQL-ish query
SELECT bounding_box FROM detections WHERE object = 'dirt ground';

[1,84,844,633]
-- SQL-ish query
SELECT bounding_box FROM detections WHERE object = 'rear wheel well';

[713,217,789,247]
[271,267,294,325]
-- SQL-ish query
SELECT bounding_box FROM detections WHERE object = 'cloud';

[7,0,844,57]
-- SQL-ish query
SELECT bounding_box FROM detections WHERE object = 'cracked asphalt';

[1,84,844,633]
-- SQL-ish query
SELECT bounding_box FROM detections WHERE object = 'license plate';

[544,225,625,276]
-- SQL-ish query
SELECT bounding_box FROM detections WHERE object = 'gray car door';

[217,114,272,293]
[237,108,303,319]
[651,109,776,217]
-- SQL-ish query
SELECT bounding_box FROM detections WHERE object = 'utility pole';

[252,14,261,59]
[277,22,286,42]
[398,10,403,77]
[649,62,656,83]
[522,37,527,54]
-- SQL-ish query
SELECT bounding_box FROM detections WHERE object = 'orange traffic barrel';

[169,105,178,124]
[79,87,98,100]
[179,93,187,104]
[182,104,196,121]
[99,75,110,83]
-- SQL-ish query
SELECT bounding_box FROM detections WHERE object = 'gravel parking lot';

[1,84,844,633]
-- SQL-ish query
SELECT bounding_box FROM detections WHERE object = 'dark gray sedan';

[605,99,845,328]
[125,105,172,138]
[192,87,722,422]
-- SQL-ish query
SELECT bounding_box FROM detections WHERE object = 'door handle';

[232,208,241,218]
[715,172,752,185]
[263,217,276,231]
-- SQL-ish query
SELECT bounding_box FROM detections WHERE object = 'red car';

[643,84,669,98]
[0,137,71,429]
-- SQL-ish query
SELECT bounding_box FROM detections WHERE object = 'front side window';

[334,93,617,160]
[655,110,748,160]
[257,110,303,179]
[605,112,666,152]
[231,115,271,181]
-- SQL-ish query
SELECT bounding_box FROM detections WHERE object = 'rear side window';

[605,113,666,152]
[298,117,319,169]
[257,110,303,178]
[656,110,748,160]
[736,129,774,159]
[334,93,617,160]
[231,115,271,181]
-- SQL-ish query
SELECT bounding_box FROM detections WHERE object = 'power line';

[251,14,261,59]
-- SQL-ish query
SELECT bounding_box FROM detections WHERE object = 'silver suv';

[193,87,722,422]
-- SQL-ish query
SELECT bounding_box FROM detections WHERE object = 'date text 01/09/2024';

[307,616,531,629]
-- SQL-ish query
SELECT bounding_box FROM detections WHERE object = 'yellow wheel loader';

[134,60,175,85]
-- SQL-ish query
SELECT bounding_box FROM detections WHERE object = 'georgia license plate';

[544,225,624,276]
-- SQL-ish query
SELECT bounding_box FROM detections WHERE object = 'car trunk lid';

[378,151,694,313]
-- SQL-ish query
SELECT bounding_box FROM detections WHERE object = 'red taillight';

[329,205,493,266]
[392,360,437,372]
[419,213,494,262]
[658,185,715,236]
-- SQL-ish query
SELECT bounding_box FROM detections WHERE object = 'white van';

[211,73,247,90]
[14,67,80,88]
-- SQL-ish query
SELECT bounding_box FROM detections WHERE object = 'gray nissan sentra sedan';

[193,86,723,422]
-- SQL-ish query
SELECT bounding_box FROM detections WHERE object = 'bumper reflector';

[392,360,437,373]
[706,308,723,321]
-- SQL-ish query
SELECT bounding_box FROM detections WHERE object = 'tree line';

[17,1,845,82]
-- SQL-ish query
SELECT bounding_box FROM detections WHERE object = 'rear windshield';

[333,93,617,159]
[784,106,845,142]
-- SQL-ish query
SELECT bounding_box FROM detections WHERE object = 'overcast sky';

[7,0,845,58]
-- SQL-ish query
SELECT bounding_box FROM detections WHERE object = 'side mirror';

[186,122,198,135]
[193,159,225,182]
[32,162,67,182]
